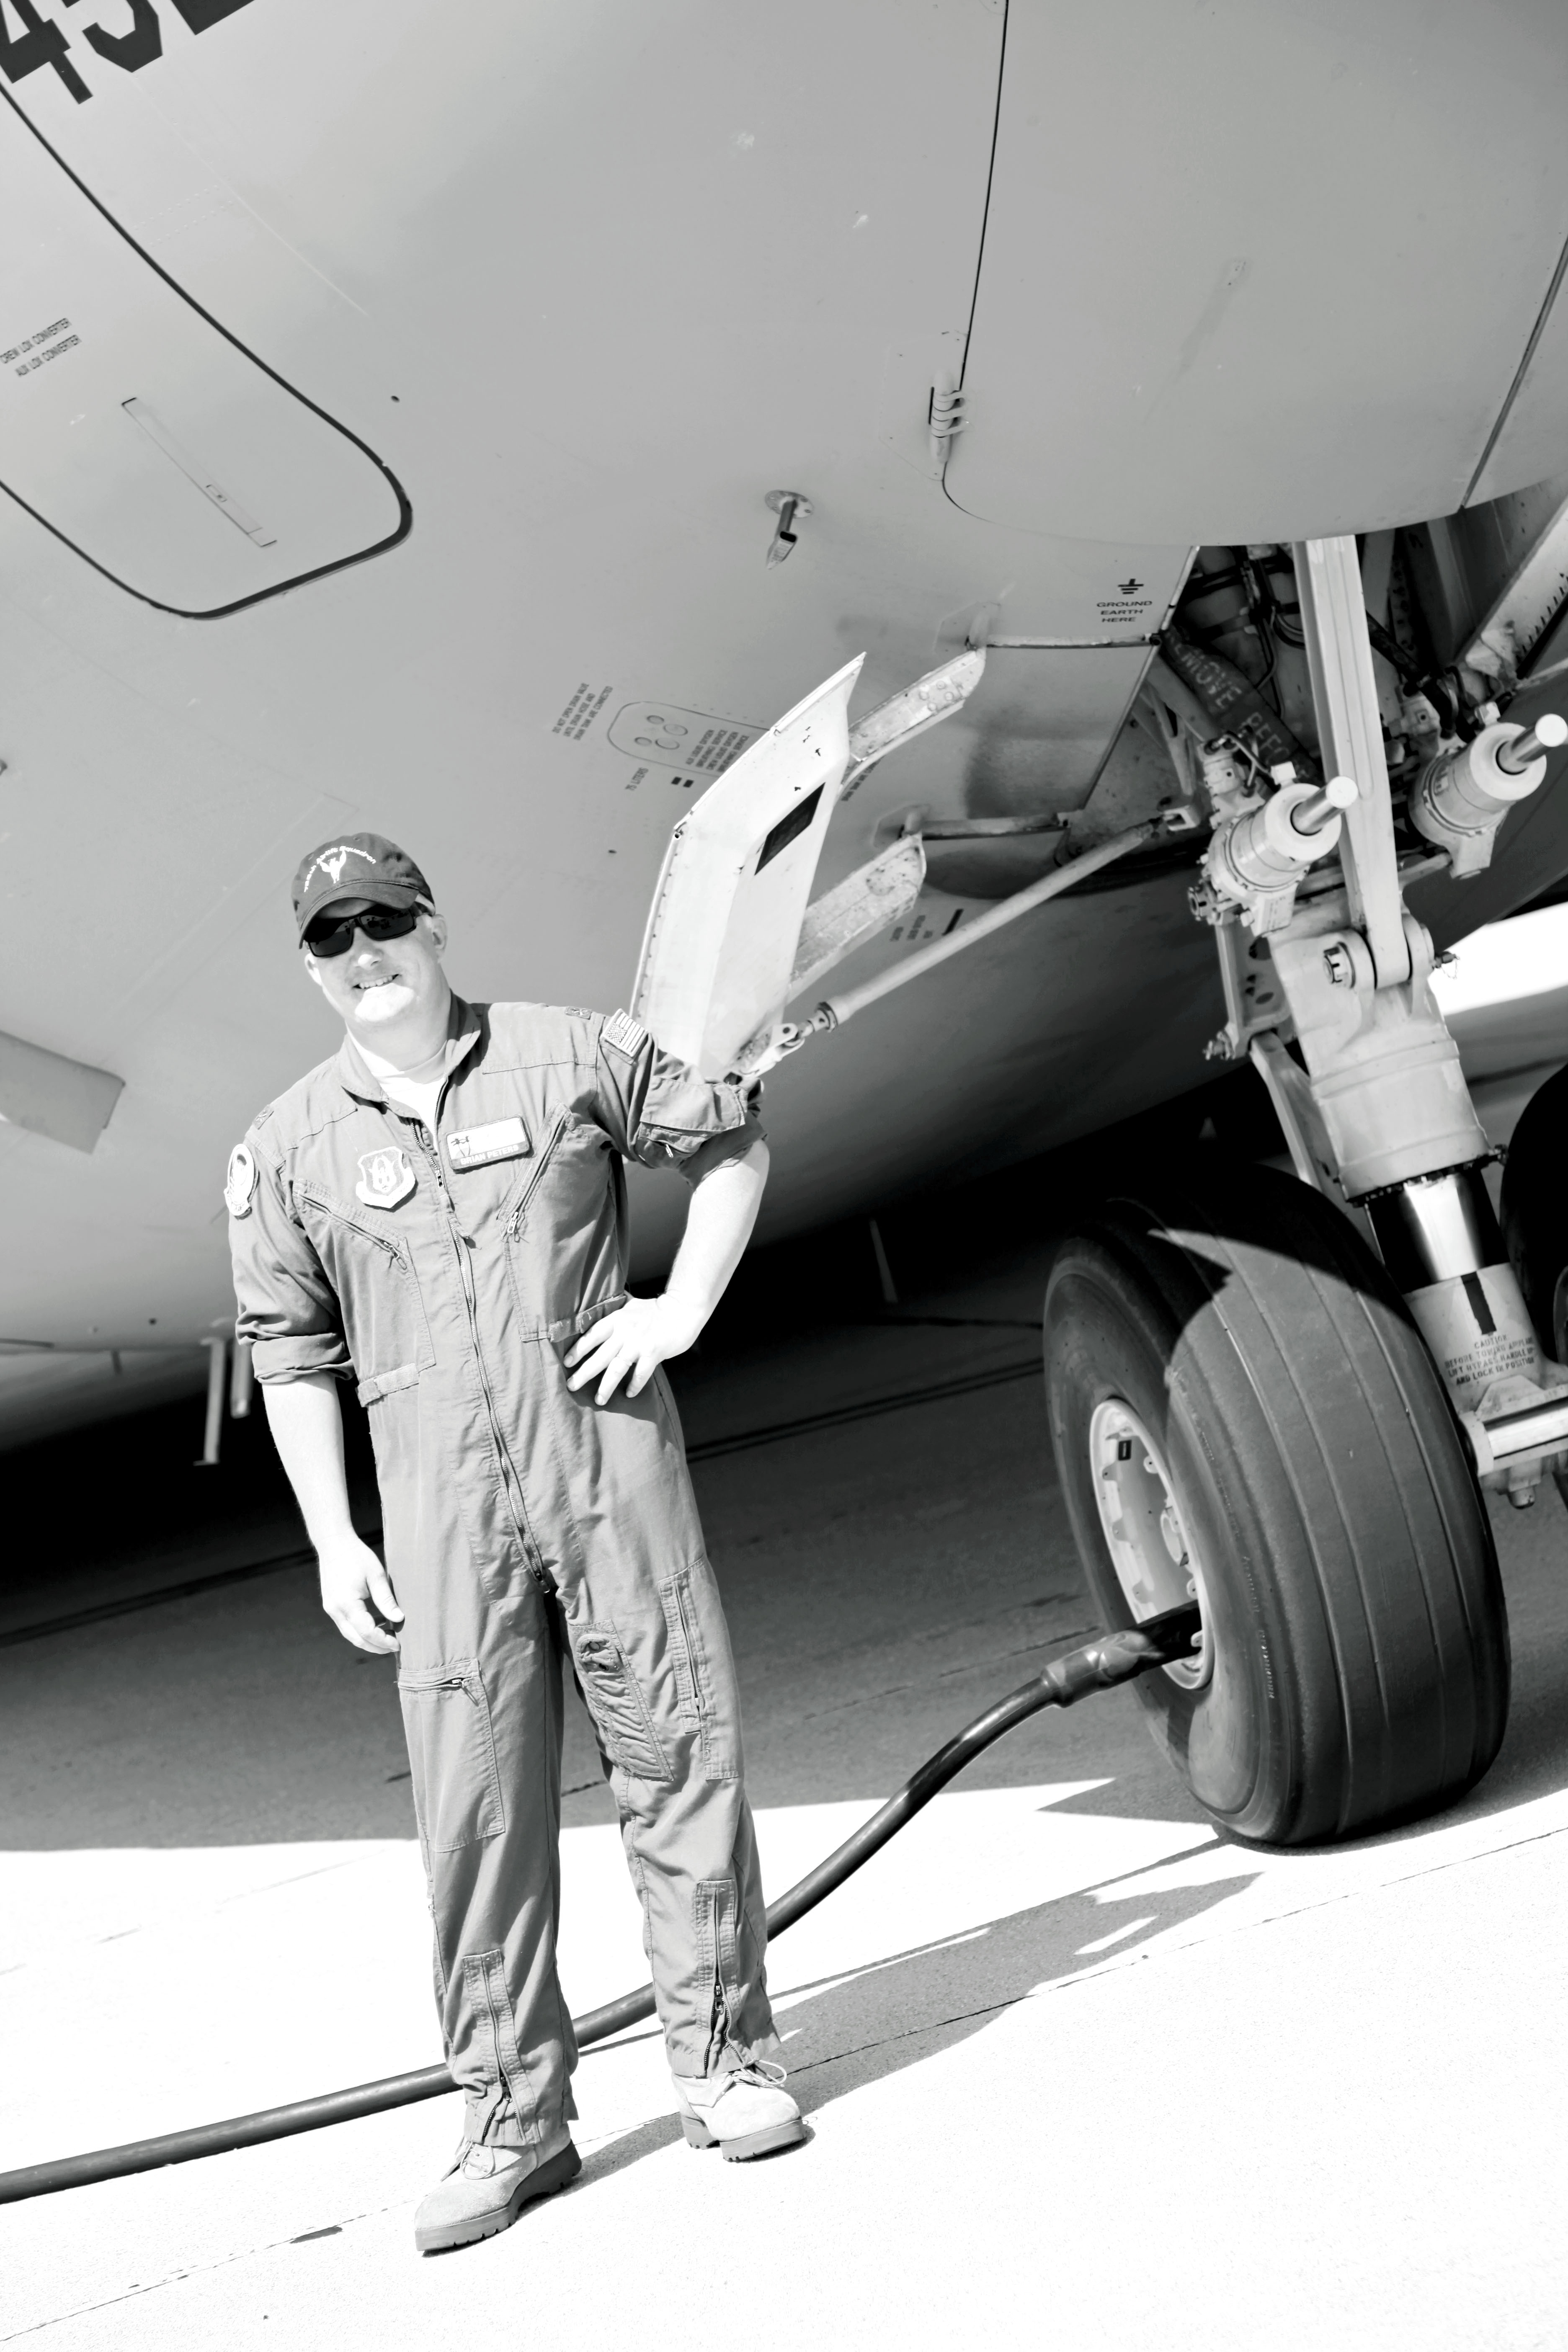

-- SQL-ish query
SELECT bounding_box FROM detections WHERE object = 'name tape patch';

[602,1008,648,1060]
[447,1116,531,1172]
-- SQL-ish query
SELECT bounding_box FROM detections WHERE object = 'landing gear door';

[630,656,864,1078]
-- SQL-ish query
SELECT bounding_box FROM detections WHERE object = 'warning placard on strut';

[1407,1267,1540,1412]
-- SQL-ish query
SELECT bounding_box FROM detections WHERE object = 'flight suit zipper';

[410,1118,549,1593]
[502,1112,565,1242]
[678,1579,712,1743]
[299,1191,410,1271]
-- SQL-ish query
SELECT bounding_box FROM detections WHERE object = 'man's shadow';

[570,1821,1247,2183]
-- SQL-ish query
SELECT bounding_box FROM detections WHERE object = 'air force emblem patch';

[355,1147,417,1210]
[224,1143,257,1218]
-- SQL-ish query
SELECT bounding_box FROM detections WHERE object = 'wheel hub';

[1087,1398,1213,1690]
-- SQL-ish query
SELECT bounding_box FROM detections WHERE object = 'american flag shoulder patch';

[602,1008,649,1059]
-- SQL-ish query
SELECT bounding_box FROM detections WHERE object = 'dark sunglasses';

[303,905,421,959]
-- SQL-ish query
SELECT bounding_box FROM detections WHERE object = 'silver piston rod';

[1363,1166,1542,1412]
[1466,1392,1568,1476]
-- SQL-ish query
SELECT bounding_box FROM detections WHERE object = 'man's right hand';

[317,1532,405,1655]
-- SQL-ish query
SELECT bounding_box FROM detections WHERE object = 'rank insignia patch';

[355,1147,417,1210]
[224,1143,257,1218]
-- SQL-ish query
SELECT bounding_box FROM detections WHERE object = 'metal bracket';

[1203,913,1289,1062]
[764,489,812,567]
[1248,1032,1339,1197]
[840,647,987,795]
[1293,538,1411,986]
[928,372,966,476]
[1462,1382,1568,1486]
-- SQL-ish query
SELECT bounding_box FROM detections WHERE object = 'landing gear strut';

[1050,532,1565,1842]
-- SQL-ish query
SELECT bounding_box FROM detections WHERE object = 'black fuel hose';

[0,1603,1201,2206]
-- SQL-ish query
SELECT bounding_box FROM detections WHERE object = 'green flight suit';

[230,996,777,2151]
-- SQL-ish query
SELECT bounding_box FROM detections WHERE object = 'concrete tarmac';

[4,1213,1568,2351]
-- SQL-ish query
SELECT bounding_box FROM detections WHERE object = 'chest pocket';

[296,1190,436,1380]
[503,1113,617,1327]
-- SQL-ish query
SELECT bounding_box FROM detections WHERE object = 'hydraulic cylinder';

[1408,715,1567,874]
[1204,775,1356,904]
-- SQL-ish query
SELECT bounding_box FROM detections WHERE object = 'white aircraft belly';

[946,1,1568,542]
[0,1,1563,1424]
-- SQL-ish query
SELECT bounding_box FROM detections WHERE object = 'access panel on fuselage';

[0,88,407,614]
[946,0,1568,544]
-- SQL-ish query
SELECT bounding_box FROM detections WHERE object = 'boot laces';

[731,2058,788,2090]
[452,2140,534,2179]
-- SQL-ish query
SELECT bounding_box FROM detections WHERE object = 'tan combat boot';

[413,2130,580,2254]
[672,2059,805,2160]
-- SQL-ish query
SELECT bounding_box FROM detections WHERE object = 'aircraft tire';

[1044,1164,1509,1846]
[1500,1061,1568,1361]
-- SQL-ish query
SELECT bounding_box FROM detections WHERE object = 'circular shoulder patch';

[224,1142,258,1218]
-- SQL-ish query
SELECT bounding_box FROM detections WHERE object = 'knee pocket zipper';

[659,1566,740,1782]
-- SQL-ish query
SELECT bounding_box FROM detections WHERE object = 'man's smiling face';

[302,900,451,1040]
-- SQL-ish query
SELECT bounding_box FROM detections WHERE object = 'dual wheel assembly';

[1044,1159,1519,1846]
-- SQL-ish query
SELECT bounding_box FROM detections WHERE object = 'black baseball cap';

[291,833,434,941]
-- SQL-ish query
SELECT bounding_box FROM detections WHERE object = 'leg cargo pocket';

[397,1660,507,1850]
[572,1623,673,1782]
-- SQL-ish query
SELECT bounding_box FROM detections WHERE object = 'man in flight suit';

[228,833,801,2255]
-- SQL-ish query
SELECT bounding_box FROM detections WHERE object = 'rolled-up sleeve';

[593,1013,766,1186]
[229,1120,351,1384]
